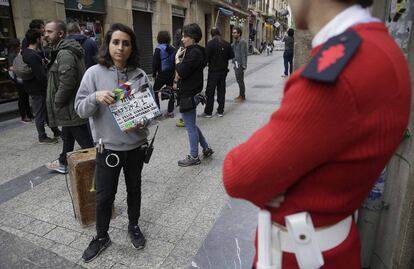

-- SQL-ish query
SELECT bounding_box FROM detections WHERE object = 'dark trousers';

[204,71,227,115]
[59,124,94,165]
[234,67,246,98]
[31,94,60,140]
[283,50,294,76]
[95,146,146,237]
[153,72,175,113]
[16,83,33,119]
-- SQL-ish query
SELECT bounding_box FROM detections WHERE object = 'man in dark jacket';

[201,27,234,118]
[67,22,98,69]
[232,26,248,102]
[22,29,60,144]
[44,20,94,174]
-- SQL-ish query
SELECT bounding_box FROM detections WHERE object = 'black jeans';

[204,71,227,115]
[31,94,60,140]
[59,124,94,165]
[95,146,146,237]
[234,67,246,98]
[283,50,294,76]
[16,83,33,119]
[153,72,175,113]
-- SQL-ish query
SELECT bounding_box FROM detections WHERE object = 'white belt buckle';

[285,212,324,269]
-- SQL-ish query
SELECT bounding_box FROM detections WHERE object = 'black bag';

[179,96,196,113]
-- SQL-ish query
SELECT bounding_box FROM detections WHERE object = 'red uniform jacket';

[222,22,411,268]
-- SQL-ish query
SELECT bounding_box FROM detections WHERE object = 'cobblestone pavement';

[0,52,286,269]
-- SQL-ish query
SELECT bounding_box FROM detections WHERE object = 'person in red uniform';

[222,0,411,268]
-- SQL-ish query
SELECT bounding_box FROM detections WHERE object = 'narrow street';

[0,51,286,269]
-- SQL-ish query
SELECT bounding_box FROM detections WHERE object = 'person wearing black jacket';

[152,30,175,117]
[175,23,213,167]
[22,29,61,144]
[7,38,33,123]
[201,27,234,118]
[67,22,98,69]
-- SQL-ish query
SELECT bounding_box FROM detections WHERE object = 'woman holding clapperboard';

[75,23,151,263]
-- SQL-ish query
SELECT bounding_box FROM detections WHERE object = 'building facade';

[0,0,253,103]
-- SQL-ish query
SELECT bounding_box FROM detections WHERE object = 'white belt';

[257,211,352,269]
[279,214,352,253]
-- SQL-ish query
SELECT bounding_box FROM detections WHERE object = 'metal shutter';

[133,11,153,74]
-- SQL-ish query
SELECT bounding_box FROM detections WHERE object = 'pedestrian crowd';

[7,18,268,263]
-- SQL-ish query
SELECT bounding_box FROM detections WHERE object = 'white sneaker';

[45,159,68,174]
[217,113,224,118]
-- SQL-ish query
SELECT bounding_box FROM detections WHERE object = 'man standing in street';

[22,29,61,144]
[201,27,234,118]
[44,20,94,174]
[67,22,98,69]
[231,26,248,102]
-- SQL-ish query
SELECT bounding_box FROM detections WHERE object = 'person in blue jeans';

[175,23,213,167]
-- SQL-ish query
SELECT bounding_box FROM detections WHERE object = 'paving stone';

[141,238,175,259]
[70,233,94,251]
[24,233,56,249]
[153,225,186,244]
[1,211,34,229]
[128,253,165,269]
[23,219,56,236]
[44,226,81,245]
[160,253,190,269]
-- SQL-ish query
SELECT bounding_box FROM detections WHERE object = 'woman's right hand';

[96,91,116,105]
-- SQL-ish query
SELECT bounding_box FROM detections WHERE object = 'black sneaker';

[128,225,146,249]
[178,155,201,167]
[38,137,58,145]
[82,235,111,263]
[53,130,62,139]
[203,147,214,158]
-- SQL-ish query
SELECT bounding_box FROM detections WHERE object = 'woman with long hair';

[75,23,149,262]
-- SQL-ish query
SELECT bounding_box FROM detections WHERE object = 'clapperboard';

[109,73,160,131]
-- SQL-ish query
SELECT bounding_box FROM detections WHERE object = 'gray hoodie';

[75,64,149,151]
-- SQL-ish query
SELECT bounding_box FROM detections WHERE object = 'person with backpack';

[175,23,213,167]
[67,22,98,69]
[7,38,33,123]
[152,31,176,118]
[200,27,234,118]
[21,29,61,144]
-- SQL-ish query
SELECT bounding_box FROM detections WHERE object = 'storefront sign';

[172,6,185,17]
[132,0,153,12]
[0,0,9,6]
[64,0,105,13]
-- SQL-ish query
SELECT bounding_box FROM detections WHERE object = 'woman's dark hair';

[157,31,171,44]
[183,23,202,43]
[287,28,294,37]
[98,23,140,69]
[339,0,373,8]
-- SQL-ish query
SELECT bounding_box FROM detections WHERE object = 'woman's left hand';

[124,120,147,132]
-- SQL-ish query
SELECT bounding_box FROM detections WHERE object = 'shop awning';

[218,7,234,17]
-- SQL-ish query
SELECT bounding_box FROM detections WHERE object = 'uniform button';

[299,234,306,240]
[340,36,348,43]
